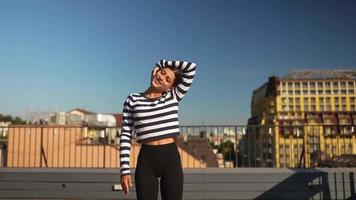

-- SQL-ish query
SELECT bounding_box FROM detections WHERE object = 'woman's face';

[151,68,176,92]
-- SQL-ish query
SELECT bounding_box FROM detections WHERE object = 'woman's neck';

[143,87,162,99]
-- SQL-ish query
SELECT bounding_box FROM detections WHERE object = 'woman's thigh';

[159,146,184,200]
[135,149,159,200]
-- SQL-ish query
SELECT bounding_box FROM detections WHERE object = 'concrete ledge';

[1,167,355,173]
[0,168,355,199]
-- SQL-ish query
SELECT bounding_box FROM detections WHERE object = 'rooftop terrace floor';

[0,168,355,200]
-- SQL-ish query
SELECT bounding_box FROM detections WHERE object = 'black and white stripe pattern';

[119,60,196,176]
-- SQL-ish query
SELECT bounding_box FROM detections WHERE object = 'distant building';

[243,70,356,168]
[0,121,11,138]
[50,108,122,127]
[47,109,122,145]
[192,127,242,168]
[0,121,11,127]
[53,112,66,125]
[66,108,96,125]
[0,121,11,167]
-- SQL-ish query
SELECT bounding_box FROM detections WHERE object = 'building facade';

[243,70,356,168]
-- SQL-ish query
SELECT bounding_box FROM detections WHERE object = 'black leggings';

[135,142,183,200]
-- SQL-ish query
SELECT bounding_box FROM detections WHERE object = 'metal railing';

[0,124,355,168]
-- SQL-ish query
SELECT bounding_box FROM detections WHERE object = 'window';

[302,82,308,88]
[333,82,339,88]
[310,82,316,88]
[309,146,314,153]
[304,97,309,104]
[295,97,300,104]
[333,90,339,94]
[325,82,331,87]
[335,105,339,111]
[341,97,346,104]
[304,105,309,111]
[319,97,324,104]
[348,81,354,87]
[326,97,331,104]
[282,97,286,105]
[311,105,316,111]
[325,90,331,94]
[326,105,331,111]
[347,144,352,154]
[319,105,324,111]
[341,90,347,94]
[334,97,339,104]
[325,127,332,135]
[285,154,290,161]
[279,156,285,164]
[342,105,347,111]
[351,97,355,103]
[317,90,323,94]
[289,98,293,104]
[282,105,287,112]
[341,82,346,87]
[310,90,316,95]
[296,105,301,111]
[279,144,284,151]
[311,97,316,104]
[295,82,300,88]
[317,82,323,88]
[289,105,293,111]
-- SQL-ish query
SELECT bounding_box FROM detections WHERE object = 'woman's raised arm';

[155,59,197,101]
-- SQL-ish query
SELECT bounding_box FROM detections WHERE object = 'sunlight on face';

[151,68,176,92]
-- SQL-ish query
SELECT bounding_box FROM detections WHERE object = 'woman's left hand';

[120,174,133,195]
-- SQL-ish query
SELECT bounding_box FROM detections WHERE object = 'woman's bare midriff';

[142,137,175,145]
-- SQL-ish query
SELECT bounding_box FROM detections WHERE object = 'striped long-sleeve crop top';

[119,60,196,176]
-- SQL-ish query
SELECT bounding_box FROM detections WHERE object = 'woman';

[119,60,196,200]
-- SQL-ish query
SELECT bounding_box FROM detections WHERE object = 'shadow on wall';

[255,169,355,200]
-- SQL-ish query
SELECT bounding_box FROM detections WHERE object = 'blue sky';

[0,0,355,125]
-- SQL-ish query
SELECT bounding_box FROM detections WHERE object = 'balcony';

[1,124,354,169]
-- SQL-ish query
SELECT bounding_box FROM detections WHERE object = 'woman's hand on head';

[120,174,133,195]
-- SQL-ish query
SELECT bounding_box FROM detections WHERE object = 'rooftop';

[282,69,356,80]
[0,168,354,200]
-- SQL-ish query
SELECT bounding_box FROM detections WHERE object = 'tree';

[13,117,26,125]
[217,140,236,166]
[0,114,26,125]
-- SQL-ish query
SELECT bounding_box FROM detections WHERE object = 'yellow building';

[244,70,356,168]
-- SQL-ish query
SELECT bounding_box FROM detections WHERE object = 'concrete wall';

[0,168,355,200]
